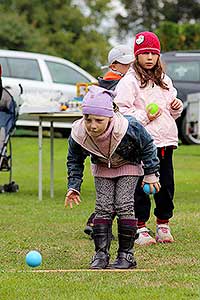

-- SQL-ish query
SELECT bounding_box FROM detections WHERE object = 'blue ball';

[26,250,42,267]
[143,183,156,195]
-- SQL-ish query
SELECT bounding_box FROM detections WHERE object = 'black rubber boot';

[90,219,112,269]
[111,218,137,269]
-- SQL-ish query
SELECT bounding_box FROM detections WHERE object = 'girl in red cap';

[114,31,183,246]
[65,85,160,269]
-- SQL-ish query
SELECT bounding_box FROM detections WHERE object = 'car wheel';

[180,114,200,145]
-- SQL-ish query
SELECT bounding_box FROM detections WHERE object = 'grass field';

[0,137,199,300]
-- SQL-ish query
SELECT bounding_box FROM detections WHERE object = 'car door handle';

[19,84,23,94]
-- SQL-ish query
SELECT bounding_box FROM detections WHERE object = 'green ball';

[146,103,159,115]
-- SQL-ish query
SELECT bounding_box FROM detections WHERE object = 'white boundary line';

[6,268,155,273]
[33,269,155,273]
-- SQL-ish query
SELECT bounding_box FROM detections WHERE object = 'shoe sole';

[90,266,108,269]
[135,240,156,246]
[156,238,174,243]
[108,265,137,269]
[109,264,137,270]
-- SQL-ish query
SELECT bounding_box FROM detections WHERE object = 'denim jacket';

[67,114,160,192]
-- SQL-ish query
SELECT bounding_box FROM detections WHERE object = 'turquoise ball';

[143,183,156,195]
[26,250,42,267]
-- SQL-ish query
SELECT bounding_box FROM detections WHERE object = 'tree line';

[0,0,199,77]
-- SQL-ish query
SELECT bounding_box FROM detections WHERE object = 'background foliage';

[0,0,200,76]
[0,0,112,77]
[116,0,200,34]
[156,21,200,51]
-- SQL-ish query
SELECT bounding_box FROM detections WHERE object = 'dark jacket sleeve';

[126,116,160,175]
[140,135,160,175]
[67,135,89,192]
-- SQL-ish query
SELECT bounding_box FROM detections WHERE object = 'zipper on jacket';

[108,159,111,168]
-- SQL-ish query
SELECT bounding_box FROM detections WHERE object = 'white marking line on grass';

[31,269,155,273]
[5,268,155,273]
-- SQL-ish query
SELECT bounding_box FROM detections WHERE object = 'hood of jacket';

[71,112,129,159]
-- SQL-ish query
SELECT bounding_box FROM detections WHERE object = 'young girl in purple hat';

[84,44,135,238]
[65,85,160,269]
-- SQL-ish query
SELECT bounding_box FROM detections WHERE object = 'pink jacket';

[71,113,144,178]
[114,67,183,147]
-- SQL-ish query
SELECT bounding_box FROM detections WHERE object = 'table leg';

[50,121,54,198]
[38,118,43,200]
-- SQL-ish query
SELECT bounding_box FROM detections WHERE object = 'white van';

[0,49,96,134]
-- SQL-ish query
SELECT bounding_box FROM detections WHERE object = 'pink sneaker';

[156,224,174,243]
[135,227,156,246]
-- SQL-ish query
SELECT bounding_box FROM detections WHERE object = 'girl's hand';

[147,107,162,121]
[170,98,182,110]
[141,181,161,193]
[65,190,81,209]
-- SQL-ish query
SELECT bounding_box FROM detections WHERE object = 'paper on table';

[19,91,63,114]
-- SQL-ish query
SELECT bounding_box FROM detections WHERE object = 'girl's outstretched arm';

[65,190,81,209]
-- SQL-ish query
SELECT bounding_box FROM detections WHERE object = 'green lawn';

[0,137,199,300]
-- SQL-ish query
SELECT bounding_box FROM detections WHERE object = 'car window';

[0,57,10,77]
[7,58,42,81]
[45,60,90,85]
[166,61,200,82]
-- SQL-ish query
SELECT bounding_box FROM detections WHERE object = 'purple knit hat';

[82,85,114,117]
